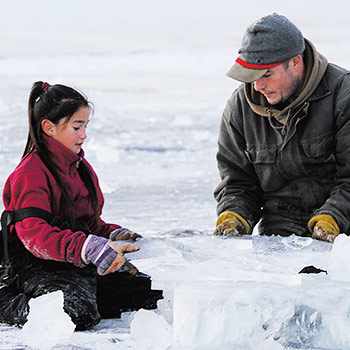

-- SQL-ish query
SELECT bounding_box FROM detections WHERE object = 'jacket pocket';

[301,134,335,163]
[245,145,279,191]
[245,145,277,164]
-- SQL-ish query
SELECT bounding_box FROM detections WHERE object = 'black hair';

[24,81,99,224]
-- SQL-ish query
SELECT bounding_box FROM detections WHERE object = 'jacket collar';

[308,74,331,102]
[43,135,85,173]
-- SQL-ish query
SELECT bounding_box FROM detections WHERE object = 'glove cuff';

[217,211,251,234]
[82,234,110,265]
[81,234,95,264]
[307,214,340,234]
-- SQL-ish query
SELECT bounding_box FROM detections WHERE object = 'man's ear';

[289,55,304,77]
[41,119,56,137]
[291,55,303,68]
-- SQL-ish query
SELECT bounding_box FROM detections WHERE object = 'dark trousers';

[0,245,163,331]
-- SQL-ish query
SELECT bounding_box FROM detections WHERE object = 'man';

[214,13,350,242]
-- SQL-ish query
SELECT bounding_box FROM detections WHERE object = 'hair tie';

[42,82,51,91]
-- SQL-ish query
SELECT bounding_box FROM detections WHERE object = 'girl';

[0,81,162,330]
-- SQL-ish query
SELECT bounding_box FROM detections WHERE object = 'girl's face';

[43,106,90,154]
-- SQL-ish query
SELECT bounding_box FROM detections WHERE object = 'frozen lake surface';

[1,0,350,349]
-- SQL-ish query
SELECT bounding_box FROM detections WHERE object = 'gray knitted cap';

[227,13,305,83]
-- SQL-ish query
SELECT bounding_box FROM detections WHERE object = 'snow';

[1,0,350,349]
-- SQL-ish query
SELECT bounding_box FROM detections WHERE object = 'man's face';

[253,61,303,105]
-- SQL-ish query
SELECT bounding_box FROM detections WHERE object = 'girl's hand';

[109,228,142,241]
[82,235,140,275]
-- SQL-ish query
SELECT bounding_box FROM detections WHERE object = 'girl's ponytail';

[24,81,51,158]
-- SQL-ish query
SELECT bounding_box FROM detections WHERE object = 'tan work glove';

[214,211,251,236]
[308,214,340,243]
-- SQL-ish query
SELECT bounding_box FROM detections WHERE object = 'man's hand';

[214,211,251,236]
[308,214,340,243]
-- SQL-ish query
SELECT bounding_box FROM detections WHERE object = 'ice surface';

[1,0,350,349]
[21,291,75,349]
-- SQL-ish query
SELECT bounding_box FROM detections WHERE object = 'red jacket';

[3,136,121,267]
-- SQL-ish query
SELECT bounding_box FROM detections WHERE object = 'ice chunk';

[173,280,350,349]
[173,282,294,349]
[328,234,350,282]
[21,290,75,350]
[130,309,172,349]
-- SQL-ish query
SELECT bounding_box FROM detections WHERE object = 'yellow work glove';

[308,214,340,243]
[214,211,251,236]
